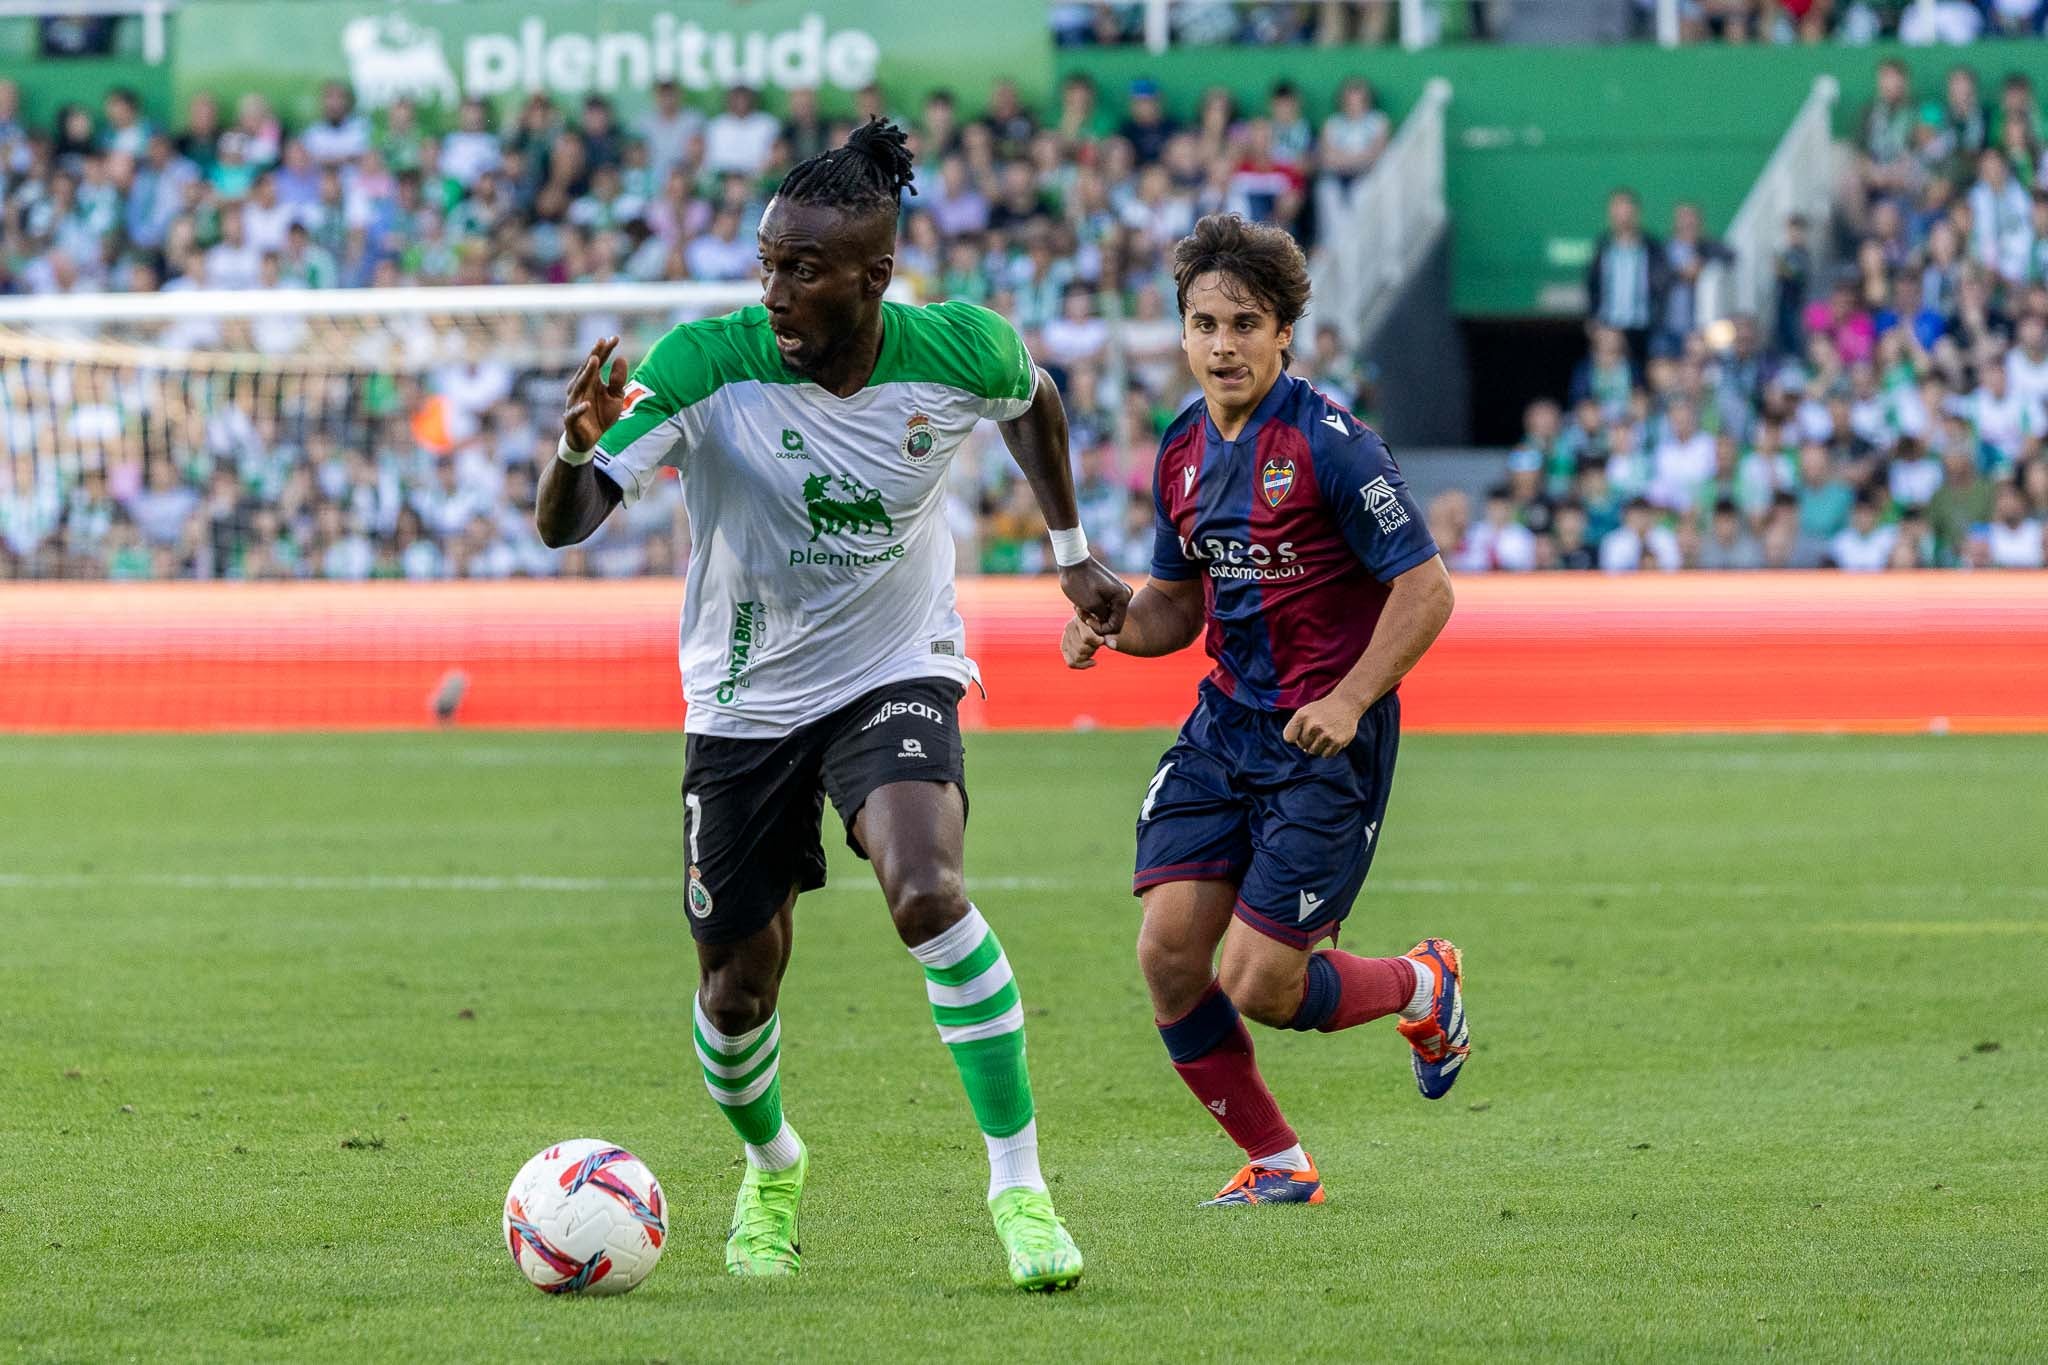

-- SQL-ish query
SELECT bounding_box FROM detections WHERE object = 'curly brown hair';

[1170,213,1312,366]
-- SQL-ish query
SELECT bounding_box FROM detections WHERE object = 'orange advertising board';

[1,575,2042,733]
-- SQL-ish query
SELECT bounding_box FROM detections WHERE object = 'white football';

[502,1139,667,1295]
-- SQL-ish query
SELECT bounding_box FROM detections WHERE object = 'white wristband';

[557,431,595,466]
[1048,525,1090,567]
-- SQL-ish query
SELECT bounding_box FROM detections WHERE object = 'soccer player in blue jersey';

[1062,214,1467,1205]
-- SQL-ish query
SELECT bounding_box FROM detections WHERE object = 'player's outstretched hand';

[1283,693,1365,758]
[563,335,630,452]
[1060,612,1111,669]
[1057,557,1132,636]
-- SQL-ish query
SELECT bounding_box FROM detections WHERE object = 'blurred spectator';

[1985,478,2046,565]
[1587,188,1665,372]
[301,82,369,166]
[1314,77,1390,235]
[702,86,780,178]
[1698,500,1764,569]
[1118,79,1177,166]
[1660,202,1732,352]
[1829,491,1898,569]
[1599,498,1682,571]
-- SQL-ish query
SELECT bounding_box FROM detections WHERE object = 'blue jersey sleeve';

[1314,422,1439,583]
[1149,481,1197,580]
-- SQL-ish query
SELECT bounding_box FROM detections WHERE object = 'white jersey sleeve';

[589,325,726,505]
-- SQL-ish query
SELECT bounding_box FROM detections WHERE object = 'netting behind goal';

[0,282,771,582]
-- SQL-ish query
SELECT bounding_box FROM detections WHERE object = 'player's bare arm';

[1061,575,1201,668]
[1283,554,1455,758]
[997,367,1133,634]
[534,335,627,547]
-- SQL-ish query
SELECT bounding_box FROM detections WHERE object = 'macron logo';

[1297,890,1325,922]
[1320,412,1349,437]
[1207,1099,1228,1117]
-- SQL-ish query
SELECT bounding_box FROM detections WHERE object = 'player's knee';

[1136,917,1213,1005]
[1218,957,1304,1029]
[696,964,778,1035]
[885,872,969,947]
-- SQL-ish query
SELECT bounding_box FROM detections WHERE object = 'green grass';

[2,731,2043,1363]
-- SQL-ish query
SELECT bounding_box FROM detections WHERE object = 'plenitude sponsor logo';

[340,10,881,110]
[790,472,902,570]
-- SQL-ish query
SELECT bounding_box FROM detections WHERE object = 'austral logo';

[1260,457,1295,508]
[900,412,936,463]
[791,473,905,569]
[777,427,809,460]
[1359,476,1410,534]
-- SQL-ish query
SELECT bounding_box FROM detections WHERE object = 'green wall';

[0,18,174,132]
[1061,41,2048,317]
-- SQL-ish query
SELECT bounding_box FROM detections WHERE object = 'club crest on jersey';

[901,411,936,463]
[619,381,654,419]
[1260,457,1295,508]
[1359,476,1410,534]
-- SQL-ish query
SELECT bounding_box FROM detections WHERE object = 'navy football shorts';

[1132,681,1400,948]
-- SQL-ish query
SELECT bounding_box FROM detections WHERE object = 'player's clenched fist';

[1282,692,1366,758]
[1057,558,1133,636]
[1061,612,1113,670]
[563,335,630,452]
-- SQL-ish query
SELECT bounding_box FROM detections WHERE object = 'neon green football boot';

[989,1187,1083,1292]
[725,1142,806,1277]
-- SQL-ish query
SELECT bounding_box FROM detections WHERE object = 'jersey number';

[1141,763,1174,822]
[685,792,704,863]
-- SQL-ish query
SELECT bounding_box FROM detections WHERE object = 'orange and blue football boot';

[1398,938,1470,1099]
[1200,1155,1325,1207]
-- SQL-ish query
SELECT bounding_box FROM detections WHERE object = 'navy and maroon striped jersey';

[1149,372,1438,711]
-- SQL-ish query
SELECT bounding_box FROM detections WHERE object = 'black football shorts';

[679,677,967,944]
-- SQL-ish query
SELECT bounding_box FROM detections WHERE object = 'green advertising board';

[172,0,1049,129]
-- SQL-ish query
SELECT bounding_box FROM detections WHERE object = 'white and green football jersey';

[592,299,1037,738]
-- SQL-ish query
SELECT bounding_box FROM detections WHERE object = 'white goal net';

[0,281,776,579]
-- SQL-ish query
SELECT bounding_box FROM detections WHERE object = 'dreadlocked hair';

[775,117,917,219]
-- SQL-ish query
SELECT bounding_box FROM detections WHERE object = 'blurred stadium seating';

[3,0,2047,590]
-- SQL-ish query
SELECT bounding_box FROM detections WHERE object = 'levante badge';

[1260,457,1295,508]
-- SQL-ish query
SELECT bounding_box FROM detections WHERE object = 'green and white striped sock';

[910,905,1045,1197]
[692,994,801,1171]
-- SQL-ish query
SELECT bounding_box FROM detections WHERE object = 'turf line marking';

[0,872,677,893]
[0,872,2042,903]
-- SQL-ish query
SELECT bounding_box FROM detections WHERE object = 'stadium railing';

[1696,74,1842,335]
[1311,76,1451,353]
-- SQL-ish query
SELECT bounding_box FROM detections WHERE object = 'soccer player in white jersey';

[534,120,1130,1291]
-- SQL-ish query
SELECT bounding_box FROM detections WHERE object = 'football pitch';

[2,730,2042,1363]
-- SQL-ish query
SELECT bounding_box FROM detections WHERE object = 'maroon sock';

[1296,951,1419,1033]
[1157,984,1298,1160]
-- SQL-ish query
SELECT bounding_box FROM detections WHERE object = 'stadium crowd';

[1054,0,2048,46]
[0,71,1379,580]
[5,54,2047,579]
[1452,58,2048,571]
